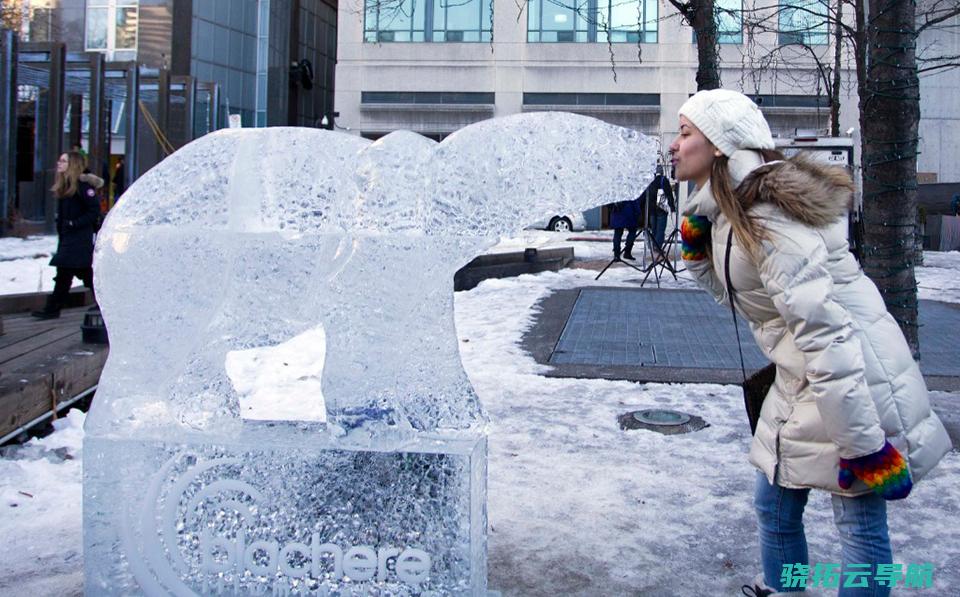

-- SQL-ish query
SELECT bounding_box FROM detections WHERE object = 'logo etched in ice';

[122,455,432,595]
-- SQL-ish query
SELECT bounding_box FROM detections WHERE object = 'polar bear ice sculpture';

[83,113,657,595]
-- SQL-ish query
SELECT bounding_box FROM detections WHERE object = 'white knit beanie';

[678,89,775,157]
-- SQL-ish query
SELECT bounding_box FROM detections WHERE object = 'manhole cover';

[632,409,691,426]
[618,409,707,435]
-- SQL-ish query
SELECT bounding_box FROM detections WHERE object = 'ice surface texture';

[84,113,656,595]
[85,435,486,596]
[89,112,657,435]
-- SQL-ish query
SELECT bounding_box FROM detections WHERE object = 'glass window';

[539,0,578,41]
[691,0,742,45]
[716,0,742,44]
[86,1,140,56]
[27,8,54,42]
[779,0,828,45]
[529,0,657,43]
[86,8,109,50]
[115,7,138,50]
[364,0,491,42]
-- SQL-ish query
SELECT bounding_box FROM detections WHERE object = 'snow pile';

[0,235,58,294]
[918,250,960,304]
[0,410,85,596]
[225,325,327,422]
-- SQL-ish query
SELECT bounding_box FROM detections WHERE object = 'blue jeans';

[754,471,892,596]
[613,227,638,257]
[649,208,669,249]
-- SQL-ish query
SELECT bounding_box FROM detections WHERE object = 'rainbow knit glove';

[838,441,912,500]
[680,215,712,261]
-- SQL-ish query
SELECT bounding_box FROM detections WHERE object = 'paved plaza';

[525,287,960,389]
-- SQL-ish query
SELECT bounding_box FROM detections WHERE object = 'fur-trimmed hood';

[682,149,854,228]
[79,172,105,190]
[739,153,854,227]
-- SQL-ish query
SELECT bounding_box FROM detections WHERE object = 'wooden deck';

[0,307,108,441]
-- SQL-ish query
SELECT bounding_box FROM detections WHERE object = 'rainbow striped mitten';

[838,441,912,500]
[680,215,712,261]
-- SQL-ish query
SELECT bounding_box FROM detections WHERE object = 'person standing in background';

[609,197,642,260]
[640,164,676,258]
[112,156,126,205]
[32,151,103,319]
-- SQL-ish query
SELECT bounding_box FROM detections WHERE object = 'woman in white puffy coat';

[671,90,952,597]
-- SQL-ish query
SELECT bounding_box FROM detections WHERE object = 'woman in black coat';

[33,151,103,319]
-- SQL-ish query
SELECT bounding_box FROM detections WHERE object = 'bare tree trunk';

[859,0,921,357]
[853,0,867,103]
[669,0,721,90]
[693,0,721,90]
[830,0,843,136]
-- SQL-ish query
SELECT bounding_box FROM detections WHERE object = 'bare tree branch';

[916,0,960,34]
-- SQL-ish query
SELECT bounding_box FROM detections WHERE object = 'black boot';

[741,574,809,596]
[31,296,61,319]
[622,251,635,260]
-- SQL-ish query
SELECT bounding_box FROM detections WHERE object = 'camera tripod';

[639,176,685,288]
[593,242,646,281]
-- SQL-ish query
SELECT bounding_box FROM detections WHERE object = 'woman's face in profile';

[669,116,716,187]
[56,153,69,174]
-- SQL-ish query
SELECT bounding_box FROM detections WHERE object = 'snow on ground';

[0,410,84,596]
[455,265,960,596]
[0,239,957,596]
[0,235,59,294]
[918,250,960,304]
[0,234,92,294]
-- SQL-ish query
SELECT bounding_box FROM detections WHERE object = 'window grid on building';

[26,8,54,42]
[190,0,260,127]
[364,0,493,42]
[361,91,495,104]
[717,0,743,44]
[527,0,658,43]
[522,92,659,106]
[778,0,829,46]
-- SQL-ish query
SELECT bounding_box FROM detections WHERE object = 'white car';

[527,212,587,233]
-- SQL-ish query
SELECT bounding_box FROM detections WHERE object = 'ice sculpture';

[84,113,657,595]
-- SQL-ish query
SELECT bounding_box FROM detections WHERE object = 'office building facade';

[17,0,337,128]
[336,0,959,183]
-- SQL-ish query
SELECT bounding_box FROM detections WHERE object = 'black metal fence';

[1,38,225,235]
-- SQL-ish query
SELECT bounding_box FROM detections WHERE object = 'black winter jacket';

[50,180,101,269]
[640,174,676,219]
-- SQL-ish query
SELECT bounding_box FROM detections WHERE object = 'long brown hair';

[710,148,784,257]
[51,151,85,199]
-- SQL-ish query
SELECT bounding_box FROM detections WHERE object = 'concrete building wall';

[918,16,960,183]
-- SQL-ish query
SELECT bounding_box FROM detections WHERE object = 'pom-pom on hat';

[678,89,775,157]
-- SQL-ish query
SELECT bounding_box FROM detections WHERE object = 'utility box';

[777,135,861,258]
